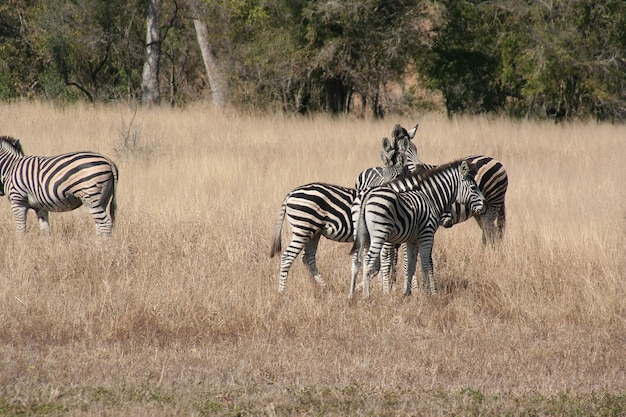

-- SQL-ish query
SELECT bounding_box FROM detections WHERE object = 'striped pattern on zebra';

[391,123,508,244]
[380,155,508,291]
[372,123,508,295]
[270,182,356,292]
[270,126,417,293]
[349,160,485,299]
[0,136,119,236]
[447,155,507,244]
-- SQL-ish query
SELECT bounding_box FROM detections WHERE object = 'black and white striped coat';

[0,136,119,236]
[349,160,485,298]
[269,126,418,293]
[269,165,413,293]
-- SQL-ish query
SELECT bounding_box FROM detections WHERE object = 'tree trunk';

[141,0,161,107]
[192,18,228,107]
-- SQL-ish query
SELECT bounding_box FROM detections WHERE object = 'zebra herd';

[270,123,508,298]
[0,124,507,299]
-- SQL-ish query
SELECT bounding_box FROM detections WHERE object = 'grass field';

[0,101,624,416]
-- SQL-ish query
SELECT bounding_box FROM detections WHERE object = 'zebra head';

[458,161,486,216]
[379,136,410,169]
[391,123,420,165]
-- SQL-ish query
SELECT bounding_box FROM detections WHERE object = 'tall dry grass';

[0,101,624,415]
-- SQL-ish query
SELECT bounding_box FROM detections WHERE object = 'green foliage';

[0,0,625,119]
[300,0,427,115]
[419,0,626,120]
[420,1,507,116]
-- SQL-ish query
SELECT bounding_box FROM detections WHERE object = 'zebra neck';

[0,152,20,182]
[422,178,458,216]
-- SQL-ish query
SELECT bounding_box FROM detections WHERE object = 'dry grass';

[0,101,624,415]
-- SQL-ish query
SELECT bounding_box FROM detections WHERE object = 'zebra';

[391,123,507,245]
[270,182,356,292]
[269,126,417,293]
[371,125,508,294]
[349,160,486,299]
[433,155,507,245]
[0,136,119,236]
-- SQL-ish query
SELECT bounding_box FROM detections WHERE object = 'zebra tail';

[498,202,506,237]
[101,160,119,224]
[269,199,287,258]
[349,192,369,255]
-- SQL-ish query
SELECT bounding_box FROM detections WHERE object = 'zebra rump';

[0,136,119,236]
[270,182,356,292]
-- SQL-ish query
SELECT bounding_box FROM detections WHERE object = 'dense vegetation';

[1,0,625,120]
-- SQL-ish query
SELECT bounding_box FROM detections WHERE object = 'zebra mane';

[0,136,25,156]
[387,158,477,188]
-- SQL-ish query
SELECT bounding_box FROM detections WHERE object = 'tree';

[141,0,162,106]
[21,0,146,102]
[301,0,429,116]
[418,0,505,117]
[188,0,228,107]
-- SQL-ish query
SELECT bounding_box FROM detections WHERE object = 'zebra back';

[271,182,357,256]
[0,136,119,236]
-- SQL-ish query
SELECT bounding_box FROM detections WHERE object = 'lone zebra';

[0,136,119,236]
[350,160,485,299]
[270,128,416,293]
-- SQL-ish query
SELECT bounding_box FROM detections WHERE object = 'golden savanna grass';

[0,101,624,415]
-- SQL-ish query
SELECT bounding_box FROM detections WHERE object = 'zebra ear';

[407,123,419,140]
[380,150,394,167]
[392,124,406,141]
[381,136,393,153]
[459,160,470,178]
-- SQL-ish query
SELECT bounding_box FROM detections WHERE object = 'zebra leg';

[495,203,506,241]
[35,209,51,235]
[349,250,363,298]
[81,195,113,236]
[401,244,419,293]
[11,203,28,234]
[74,184,114,236]
[278,231,319,292]
[403,243,418,296]
[391,244,400,289]
[302,234,326,288]
[380,243,396,294]
[362,247,382,299]
[418,239,436,294]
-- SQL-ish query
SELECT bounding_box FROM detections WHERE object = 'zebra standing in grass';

[0,136,119,236]
[349,160,486,299]
[371,124,508,294]
[443,154,507,244]
[269,127,417,293]
[391,123,508,245]
[270,182,356,292]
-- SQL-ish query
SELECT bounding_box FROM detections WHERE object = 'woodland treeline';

[1,0,625,120]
